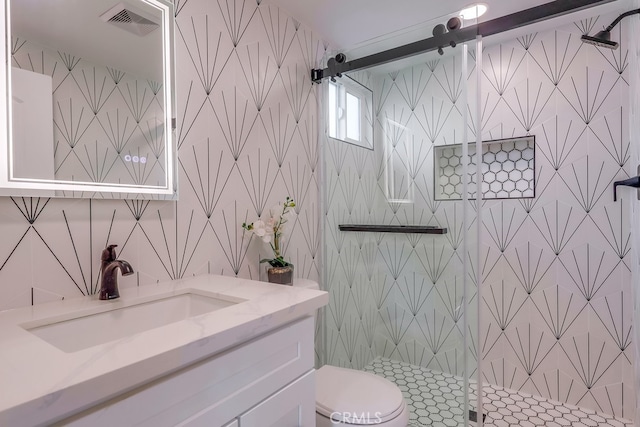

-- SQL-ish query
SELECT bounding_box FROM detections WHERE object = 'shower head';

[581,30,618,50]
[581,9,640,50]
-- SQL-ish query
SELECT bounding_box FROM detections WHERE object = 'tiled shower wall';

[628,0,640,418]
[324,13,635,420]
[0,0,324,325]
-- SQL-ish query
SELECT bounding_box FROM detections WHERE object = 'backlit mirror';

[0,0,176,198]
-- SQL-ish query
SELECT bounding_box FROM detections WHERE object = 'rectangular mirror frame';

[0,0,177,197]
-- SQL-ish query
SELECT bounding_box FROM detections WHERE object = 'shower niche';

[434,135,535,200]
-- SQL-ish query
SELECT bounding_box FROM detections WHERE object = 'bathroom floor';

[363,358,634,427]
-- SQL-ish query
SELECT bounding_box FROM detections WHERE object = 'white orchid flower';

[241,197,295,268]
[252,220,266,236]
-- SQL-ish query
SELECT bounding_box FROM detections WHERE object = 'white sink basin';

[23,292,238,353]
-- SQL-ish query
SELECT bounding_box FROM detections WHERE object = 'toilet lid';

[316,365,406,424]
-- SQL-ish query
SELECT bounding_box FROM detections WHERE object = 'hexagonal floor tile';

[362,357,633,427]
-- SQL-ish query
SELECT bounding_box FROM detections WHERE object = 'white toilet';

[293,280,410,427]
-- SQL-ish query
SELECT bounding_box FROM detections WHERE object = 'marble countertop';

[0,274,328,426]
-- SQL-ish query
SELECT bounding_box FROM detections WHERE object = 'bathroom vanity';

[0,275,327,426]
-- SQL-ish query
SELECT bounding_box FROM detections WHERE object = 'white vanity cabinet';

[55,316,316,427]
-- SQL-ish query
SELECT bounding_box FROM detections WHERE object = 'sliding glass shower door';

[320,15,483,426]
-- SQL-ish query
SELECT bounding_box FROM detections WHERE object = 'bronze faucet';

[99,244,134,300]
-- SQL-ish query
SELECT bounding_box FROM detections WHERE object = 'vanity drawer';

[238,370,315,427]
[179,371,314,427]
[56,316,314,427]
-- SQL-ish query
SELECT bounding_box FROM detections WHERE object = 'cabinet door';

[239,371,315,427]
[56,317,314,427]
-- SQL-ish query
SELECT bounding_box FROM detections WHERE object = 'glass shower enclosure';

[320,10,484,426]
[319,1,640,426]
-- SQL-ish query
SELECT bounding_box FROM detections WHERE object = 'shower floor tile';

[363,358,633,427]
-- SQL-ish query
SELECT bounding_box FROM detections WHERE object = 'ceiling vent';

[100,2,160,37]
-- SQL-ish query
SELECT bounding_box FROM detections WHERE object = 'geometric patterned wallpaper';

[0,0,324,349]
[323,11,635,420]
[12,38,167,187]
[628,7,640,419]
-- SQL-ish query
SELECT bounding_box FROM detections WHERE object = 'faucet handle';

[102,244,118,262]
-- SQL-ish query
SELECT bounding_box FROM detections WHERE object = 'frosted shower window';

[326,76,373,150]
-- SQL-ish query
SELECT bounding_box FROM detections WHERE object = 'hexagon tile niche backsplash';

[434,136,535,200]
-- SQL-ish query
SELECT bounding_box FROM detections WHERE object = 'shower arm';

[603,8,640,32]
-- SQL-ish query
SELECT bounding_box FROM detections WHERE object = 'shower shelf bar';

[311,0,616,82]
[338,224,447,234]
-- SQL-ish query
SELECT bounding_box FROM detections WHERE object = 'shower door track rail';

[338,224,448,234]
[311,0,616,82]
